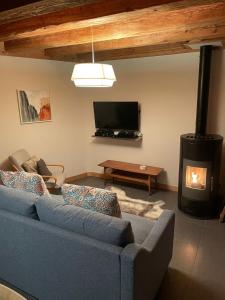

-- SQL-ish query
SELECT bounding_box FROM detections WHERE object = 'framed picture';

[17,89,52,124]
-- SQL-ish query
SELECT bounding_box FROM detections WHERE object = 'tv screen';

[93,101,139,130]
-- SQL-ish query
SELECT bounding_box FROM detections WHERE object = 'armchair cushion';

[37,159,52,177]
[22,156,38,173]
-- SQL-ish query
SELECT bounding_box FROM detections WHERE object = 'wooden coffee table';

[98,160,163,194]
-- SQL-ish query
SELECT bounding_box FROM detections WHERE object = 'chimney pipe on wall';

[195,45,213,136]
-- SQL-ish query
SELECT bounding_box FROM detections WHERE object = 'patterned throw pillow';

[0,170,50,197]
[22,156,38,173]
[62,184,121,218]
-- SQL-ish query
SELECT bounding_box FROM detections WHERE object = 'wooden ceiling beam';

[0,43,196,62]
[0,0,187,41]
[4,1,225,51]
[0,0,97,24]
[45,36,225,59]
[45,37,186,57]
[0,47,46,59]
[63,44,196,62]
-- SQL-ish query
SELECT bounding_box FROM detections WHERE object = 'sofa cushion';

[36,196,134,247]
[0,171,50,197]
[62,184,121,218]
[0,185,38,219]
[122,212,155,244]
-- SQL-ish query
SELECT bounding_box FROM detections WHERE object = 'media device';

[93,101,139,131]
[93,101,141,139]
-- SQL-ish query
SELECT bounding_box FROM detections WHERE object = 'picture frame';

[17,89,52,124]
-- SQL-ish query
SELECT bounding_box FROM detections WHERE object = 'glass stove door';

[185,166,207,190]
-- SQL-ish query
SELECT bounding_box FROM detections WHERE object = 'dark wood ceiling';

[0,0,224,62]
[0,1,40,12]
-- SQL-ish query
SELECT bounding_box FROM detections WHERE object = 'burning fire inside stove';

[185,166,207,190]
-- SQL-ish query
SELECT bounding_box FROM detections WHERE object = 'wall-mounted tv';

[93,101,140,130]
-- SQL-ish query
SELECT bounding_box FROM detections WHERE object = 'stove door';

[182,159,212,201]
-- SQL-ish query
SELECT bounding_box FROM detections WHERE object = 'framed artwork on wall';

[17,89,52,124]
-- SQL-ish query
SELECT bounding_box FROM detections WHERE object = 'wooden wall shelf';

[92,135,143,141]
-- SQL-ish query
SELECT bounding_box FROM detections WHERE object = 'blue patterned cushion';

[62,184,121,218]
[0,171,50,197]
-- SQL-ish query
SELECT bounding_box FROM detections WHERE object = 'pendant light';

[71,27,116,87]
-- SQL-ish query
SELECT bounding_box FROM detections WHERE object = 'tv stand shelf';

[92,130,143,140]
[98,160,163,194]
[92,135,142,141]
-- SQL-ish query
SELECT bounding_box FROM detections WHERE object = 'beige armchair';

[8,149,65,190]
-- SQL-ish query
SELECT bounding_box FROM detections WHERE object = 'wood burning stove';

[178,45,223,218]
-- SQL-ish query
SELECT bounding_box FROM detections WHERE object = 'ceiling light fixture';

[71,27,116,88]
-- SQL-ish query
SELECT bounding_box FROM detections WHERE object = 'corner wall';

[77,51,225,188]
[0,56,85,176]
[1,50,224,190]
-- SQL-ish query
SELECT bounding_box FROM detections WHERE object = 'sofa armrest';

[120,210,175,300]
[142,210,175,255]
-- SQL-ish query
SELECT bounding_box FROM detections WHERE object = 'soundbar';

[94,129,142,139]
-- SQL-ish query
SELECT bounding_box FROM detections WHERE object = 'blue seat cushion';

[36,196,134,247]
[122,212,155,244]
[0,185,38,219]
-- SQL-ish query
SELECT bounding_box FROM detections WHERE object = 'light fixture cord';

[91,26,95,63]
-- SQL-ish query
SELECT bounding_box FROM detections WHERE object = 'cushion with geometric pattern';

[62,184,121,218]
[22,156,38,173]
[0,170,50,197]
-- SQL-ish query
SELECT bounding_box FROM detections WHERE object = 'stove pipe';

[195,45,213,136]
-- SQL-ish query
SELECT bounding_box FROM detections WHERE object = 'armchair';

[8,149,65,190]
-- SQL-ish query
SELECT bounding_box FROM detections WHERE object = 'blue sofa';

[0,185,175,300]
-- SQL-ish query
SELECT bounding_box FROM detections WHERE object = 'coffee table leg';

[104,167,107,186]
[154,176,158,189]
[148,175,151,195]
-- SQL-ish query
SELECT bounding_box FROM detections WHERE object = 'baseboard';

[157,183,178,192]
[68,172,178,192]
[86,172,105,178]
[65,173,87,183]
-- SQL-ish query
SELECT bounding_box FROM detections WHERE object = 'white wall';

[76,50,225,188]
[1,50,224,189]
[0,56,85,176]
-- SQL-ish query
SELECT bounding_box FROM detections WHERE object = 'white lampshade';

[71,63,116,87]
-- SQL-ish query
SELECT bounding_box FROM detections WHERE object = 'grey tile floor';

[74,177,225,300]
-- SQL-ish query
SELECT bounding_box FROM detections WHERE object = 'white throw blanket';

[107,186,165,220]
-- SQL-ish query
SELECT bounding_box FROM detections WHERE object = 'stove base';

[178,196,220,219]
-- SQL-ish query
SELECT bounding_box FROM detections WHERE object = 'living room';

[0,1,225,300]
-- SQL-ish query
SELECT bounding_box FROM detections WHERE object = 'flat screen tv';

[93,101,139,130]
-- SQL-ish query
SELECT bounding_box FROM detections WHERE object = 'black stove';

[178,46,223,218]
